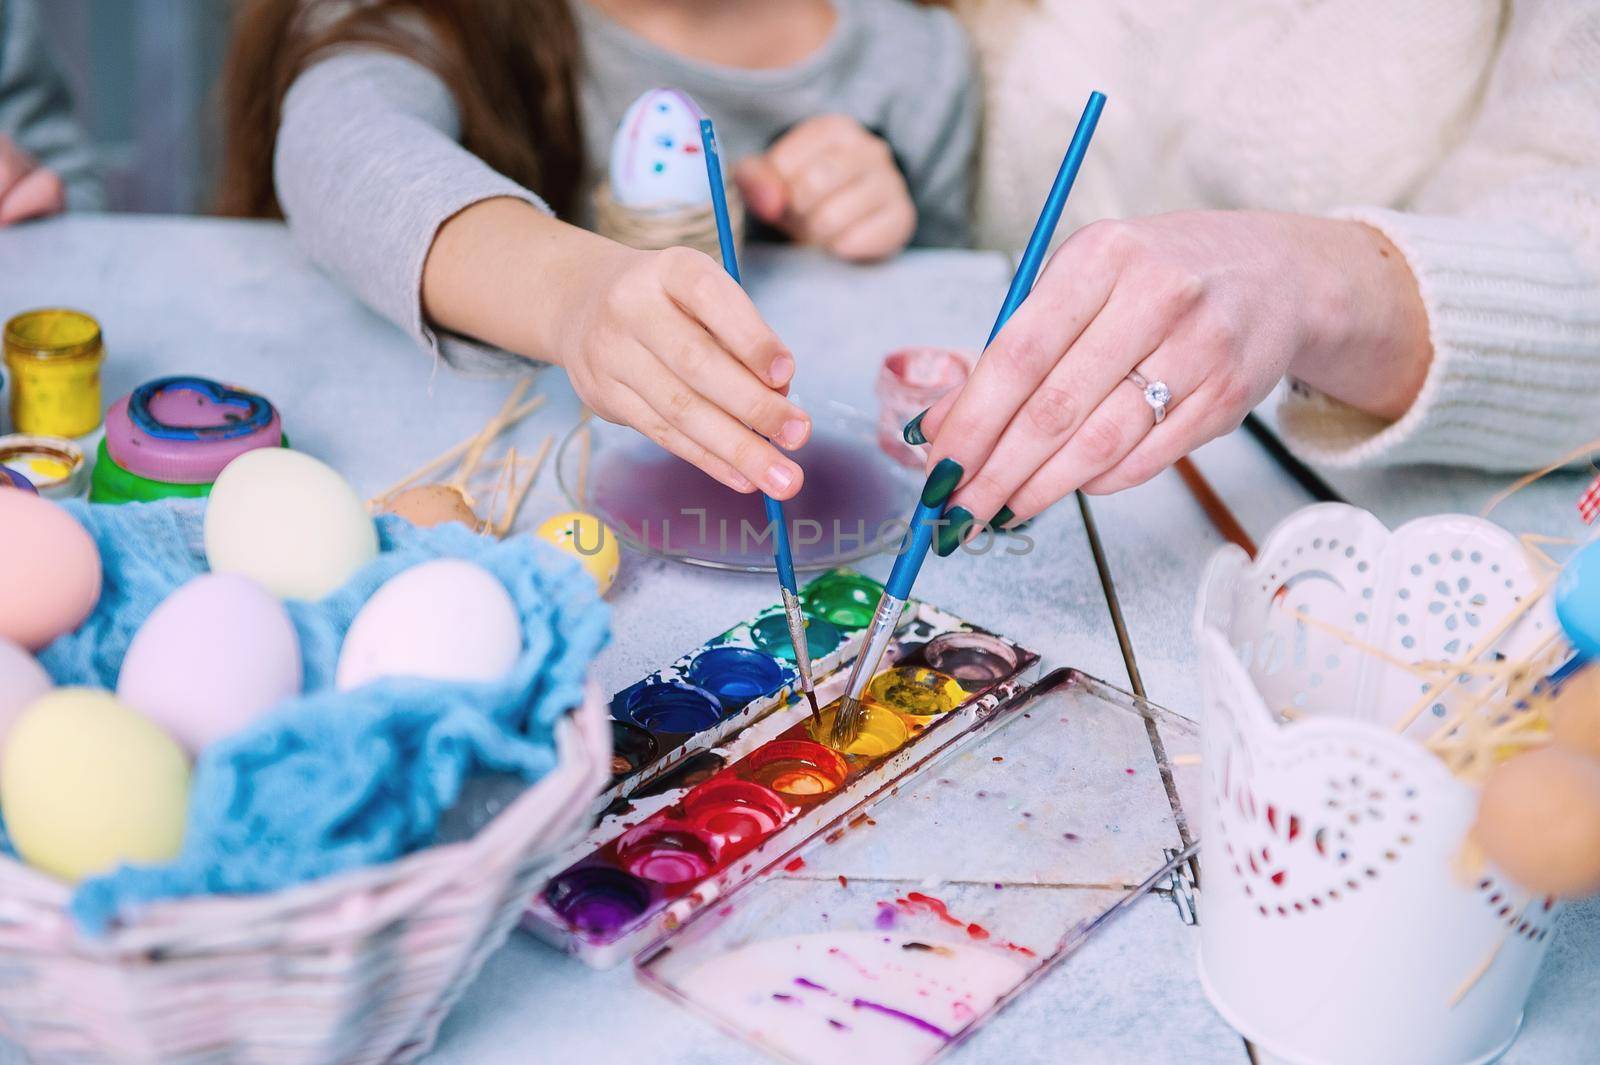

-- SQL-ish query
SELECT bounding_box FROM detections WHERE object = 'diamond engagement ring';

[1126,370,1171,424]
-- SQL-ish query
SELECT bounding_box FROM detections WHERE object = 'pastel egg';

[205,449,377,600]
[0,638,52,753]
[609,88,712,208]
[117,573,302,753]
[336,559,521,691]
[0,491,101,650]
[1555,540,1600,658]
[1,688,189,882]
[535,511,620,595]
[1474,746,1600,898]
[380,484,481,529]
[1550,668,1600,760]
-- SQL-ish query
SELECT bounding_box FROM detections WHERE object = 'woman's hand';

[735,114,915,262]
[916,211,1431,549]
[0,135,67,225]
[423,199,809,498]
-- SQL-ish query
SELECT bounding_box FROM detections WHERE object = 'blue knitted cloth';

[29,501,609,935]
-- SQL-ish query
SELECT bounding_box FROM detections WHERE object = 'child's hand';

[556,244,810,499]
[735,115,915,263]
[0,136,66,226]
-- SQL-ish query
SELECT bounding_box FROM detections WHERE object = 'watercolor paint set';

[604,568,939,802]
[527,576,1045,968]
[637,669,1200,1065]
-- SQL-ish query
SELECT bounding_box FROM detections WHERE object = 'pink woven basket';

[0,681,610,1064]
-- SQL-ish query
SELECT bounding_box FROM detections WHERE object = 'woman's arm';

[277,51,810,498]
[1278,1,1600,470]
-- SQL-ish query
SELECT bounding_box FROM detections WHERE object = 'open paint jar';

[749,610,842,663]
[3,309,105,438]
[809,703,912,758]
[0,435,85,499]
[615,681,725,735]
[686,646,791,709]
[615,822,721,885]
[739,740,850,801]
[923,632,1021,684]
[542,867,654,941]
[800,572,890,631]
[682,779,792,855]
[864,665,966,718]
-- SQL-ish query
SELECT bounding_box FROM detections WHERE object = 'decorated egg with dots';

[1555,540,1600,658]
[536,511,620,595]
[609,88,711,208]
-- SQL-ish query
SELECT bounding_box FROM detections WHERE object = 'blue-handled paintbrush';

[699,117,822,725]
[830,91,1107,748]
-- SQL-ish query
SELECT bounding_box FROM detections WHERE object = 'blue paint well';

[614,680,725,734]
[686,646,792,709]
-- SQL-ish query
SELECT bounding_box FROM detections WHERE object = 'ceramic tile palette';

[525,570,1043,967]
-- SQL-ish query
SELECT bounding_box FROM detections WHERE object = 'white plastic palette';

[636,669,1200,1065]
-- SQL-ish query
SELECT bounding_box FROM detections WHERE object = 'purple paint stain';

[874,904,898,930]
[850,998,954,1041]
[993,882,1003,890]
[795,977,829,992]
[1063,832,1080,841]
[772,993,798,1004]
[828,1019,851,1031]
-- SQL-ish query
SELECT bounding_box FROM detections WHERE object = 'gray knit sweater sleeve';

[0,0,103,211]
[274,50,548,372]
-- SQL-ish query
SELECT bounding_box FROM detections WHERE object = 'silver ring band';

[1126,370,1171,425]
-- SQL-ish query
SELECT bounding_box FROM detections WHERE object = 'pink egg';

[0,492,101,650]
[118,573,302,753]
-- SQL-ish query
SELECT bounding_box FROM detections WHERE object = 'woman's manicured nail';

[936,507,974,557]
[902,408,930,445]
[991,506,1015,530]
[779,418,809,449]
[765,463,796,495]
[769,354,795,387]
[920,458,963,508]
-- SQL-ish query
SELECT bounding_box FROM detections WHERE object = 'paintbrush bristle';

[829,694,864,749]
[804,687,821,720]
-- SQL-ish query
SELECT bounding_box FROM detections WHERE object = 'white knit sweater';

[956,0,1600,470]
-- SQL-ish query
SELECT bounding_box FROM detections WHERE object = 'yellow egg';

[536,511,620,595]
[0,688,189,882]
[1473,747,1600,899]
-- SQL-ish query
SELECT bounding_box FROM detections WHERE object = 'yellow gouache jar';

[4,309,106,437]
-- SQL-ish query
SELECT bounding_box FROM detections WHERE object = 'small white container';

[1194,503,1562,1065]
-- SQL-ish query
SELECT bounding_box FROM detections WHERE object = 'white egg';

[117,573,303,753]
[205,449,378,600]
[609,88,713,208]
[336,559,521,691]
[0,637,52,755]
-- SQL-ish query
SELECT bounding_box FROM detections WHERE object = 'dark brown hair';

[216,0,585,219]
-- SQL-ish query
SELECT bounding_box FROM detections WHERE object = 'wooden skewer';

[575,421,593,505]
[493,434,554,537]
[452,379,533,492]
[1447,927,1512,1008]
[1173,457,1257,557]
[368,393,545,505]
[476,445,517,536]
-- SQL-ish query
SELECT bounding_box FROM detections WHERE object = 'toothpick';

[368,392,545,506]
[450,379,534,492]
[1447,928,1512,1008]
[493,434,554,537]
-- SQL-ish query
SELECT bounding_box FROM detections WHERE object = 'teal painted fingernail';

[936,507,974,557]
[903,409,930,446]
[920,458,963,508]
[991,506,1015,530]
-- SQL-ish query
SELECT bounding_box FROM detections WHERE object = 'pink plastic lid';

[104,377,283,485]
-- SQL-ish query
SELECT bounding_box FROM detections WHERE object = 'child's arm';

[0,0,103,221]
[276,52,807,498]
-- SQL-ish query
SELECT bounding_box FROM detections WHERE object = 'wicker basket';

[0,680,610,1065]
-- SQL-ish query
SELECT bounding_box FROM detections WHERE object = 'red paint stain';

[890,892,1037,958]
[1124,768,1136,776]
[838,875,849,888]
[784,857,806,872]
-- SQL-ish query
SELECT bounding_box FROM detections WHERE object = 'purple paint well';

[543,867,653,940]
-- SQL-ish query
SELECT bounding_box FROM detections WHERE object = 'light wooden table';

[1,215,1594,1064]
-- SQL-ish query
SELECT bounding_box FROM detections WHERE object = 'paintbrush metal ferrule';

[780,586,821,724]
[829,591,905,748]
